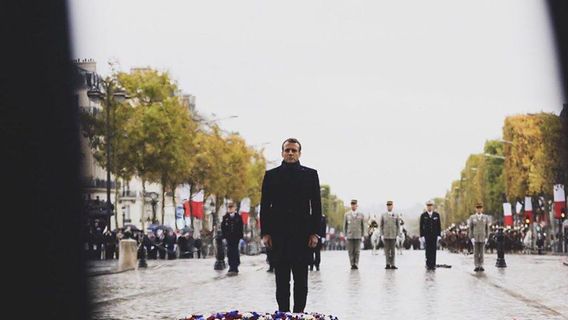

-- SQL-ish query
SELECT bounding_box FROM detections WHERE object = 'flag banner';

[503,203,513,226]
[554,184,566,219]
[190,189,205,220]
[183,200,191,218]
[176,205,184,220]
[515,201,523,215]
[179,184,191,202]
[240,197,251,225]
[524,196,533,223]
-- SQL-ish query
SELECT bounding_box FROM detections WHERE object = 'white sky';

[69,0,564,216]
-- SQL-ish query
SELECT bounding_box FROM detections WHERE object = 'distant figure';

[368,218,380,255]
[344,199,365,269]
[309,214,327,271]
[221,201,244,276]
[380,200,400,269]
[419,200,441,270]
[177,232,193,258]
[468,203,489,272]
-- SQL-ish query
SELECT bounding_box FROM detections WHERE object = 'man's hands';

[262,235,272,249]
[308,234,319,248]
[263,234,320,249]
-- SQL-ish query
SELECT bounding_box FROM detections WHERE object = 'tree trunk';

[172,184,178,230]
[141,179,146,230]
[114,177,120,229]
[160,179,166,225]
[161,189,166,225]
[189,186,194,229]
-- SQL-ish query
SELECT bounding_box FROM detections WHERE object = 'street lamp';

[213,200,227,270]
[149,192,159,224]
[87,77,128,230]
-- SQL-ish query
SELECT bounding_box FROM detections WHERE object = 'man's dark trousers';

[425,236,437,268]
[227,241,240,272]
[311,240,322,268]
[275,261,308,313]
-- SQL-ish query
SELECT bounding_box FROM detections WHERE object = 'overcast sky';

[69,0,564,215]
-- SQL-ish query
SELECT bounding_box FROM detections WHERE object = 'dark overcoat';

[260,161,322,264]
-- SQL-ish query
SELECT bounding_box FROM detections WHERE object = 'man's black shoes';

[351,265,358,270]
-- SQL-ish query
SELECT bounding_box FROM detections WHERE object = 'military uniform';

[222,209,244,273]
[380,207,401,269]
[468,206,489,271]
[344,206,365,268]
[419,201,441,270]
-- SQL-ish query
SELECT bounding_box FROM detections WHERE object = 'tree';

[503,113,568,204]
[116,68,192,225]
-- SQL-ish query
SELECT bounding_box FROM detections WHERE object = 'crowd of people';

[84,218,262,261]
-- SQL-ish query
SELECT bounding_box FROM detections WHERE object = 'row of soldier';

[344,199,494,272]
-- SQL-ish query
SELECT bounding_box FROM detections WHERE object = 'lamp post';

[149,192,159,224]
[213,199,226,270]
[495,226,507,267]
[87,77,127,230]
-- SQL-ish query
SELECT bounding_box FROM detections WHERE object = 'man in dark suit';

[419,200,441,270]
[221,201,244,276]
[260,138,322,313]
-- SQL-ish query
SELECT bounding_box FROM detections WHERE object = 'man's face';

[228,205,236,212]
[282,142,301,163]
[427,204,433,211]
[387,204,393,211]
[475,207,483,214]
[351,203,358,211]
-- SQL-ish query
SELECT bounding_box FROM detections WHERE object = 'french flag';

[554,184,566,219]
[190,189,205,220]
[240,197,250,225]
[503,203,513,226]
[524,196,533,224]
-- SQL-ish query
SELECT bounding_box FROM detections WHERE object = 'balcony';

[82,178,117,189]
[120,191,138,200]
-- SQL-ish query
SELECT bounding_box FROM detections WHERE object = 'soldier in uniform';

[380,200,400,269]
[344,199,365,269]
[468,203,490,272]
[419,200,441,270]
[222,201,244,275]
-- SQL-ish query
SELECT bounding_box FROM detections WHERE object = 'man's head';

[426,200,434,211]
[227,201,237,213]
[350,199,358,211]
[386,200,393,211]
[281,138,302,163]
[475,203,483,214]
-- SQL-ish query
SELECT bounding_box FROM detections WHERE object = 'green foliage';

[320,184,348,232]
[504,113,568,201]
[442,112,566,227]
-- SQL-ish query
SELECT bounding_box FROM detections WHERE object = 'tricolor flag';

[190,189,205,220]
[524,196,533,224]
[240,197,251,225]
[503,203,513,226]
[554,184,566,219]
